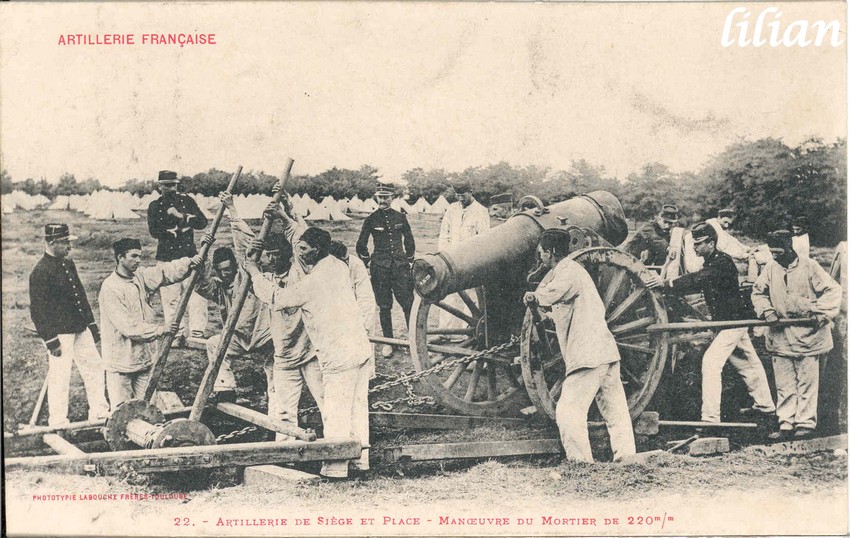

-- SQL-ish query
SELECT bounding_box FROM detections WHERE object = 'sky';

[0,2,846,188]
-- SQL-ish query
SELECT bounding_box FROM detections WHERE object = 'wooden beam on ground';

[301,411,657,435]
[383,439,564,463]
[42,434,86,456]
[658,420,760,429]
[301,411,527,431]
[212,403,316,441]
[749,434,847,457]
[5,438,360,476]
[152,391,185,413]
[688,437,730,456]
[185,336,206,351]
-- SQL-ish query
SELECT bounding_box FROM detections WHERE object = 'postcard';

[1,1,847,536]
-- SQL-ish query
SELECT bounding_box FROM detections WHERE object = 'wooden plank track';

[5,438,361,476]
[749,434,847,457]
[383,439,563,463]
[301,411,528,431]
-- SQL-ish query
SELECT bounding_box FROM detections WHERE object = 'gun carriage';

[407,190,671,421]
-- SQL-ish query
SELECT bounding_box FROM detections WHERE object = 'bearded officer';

[355,182,415,358]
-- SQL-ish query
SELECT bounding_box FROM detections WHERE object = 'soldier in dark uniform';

[624,204,680,266]
[356,183,416,358]
[29,223,109,425]
[646,222,775,424]
[147,170,209,347]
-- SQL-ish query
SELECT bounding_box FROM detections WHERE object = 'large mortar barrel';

[413,190,627,301]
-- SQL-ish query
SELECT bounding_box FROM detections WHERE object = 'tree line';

[2,137,845,245]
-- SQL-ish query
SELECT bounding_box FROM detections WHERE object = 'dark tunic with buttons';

[355,208,416,269]
[147,192,208,262]
[668,249,752,321]
[29,253,95,347]
[355,207,416,335]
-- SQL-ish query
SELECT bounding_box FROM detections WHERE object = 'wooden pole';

[646,317,818,333]
[42,434,86,456]
[213,402,316,441]
[28,376,49,426]
[189,159,294,421]
[144,167,243,402]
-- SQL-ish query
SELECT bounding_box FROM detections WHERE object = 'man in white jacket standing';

[752,230,841,440]
[523,229,635,463]
[437,181,490,331]
[98,238,202,407]
[245,227,372,479]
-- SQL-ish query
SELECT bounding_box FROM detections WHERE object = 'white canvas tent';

[348,196,365,213]
[84,191,141,220]
[410,197,430,213]
[391,198,414,214]
[304,203,332,221]
[48,195,70,211]
[361,198,378,212]
[427,195,450,215]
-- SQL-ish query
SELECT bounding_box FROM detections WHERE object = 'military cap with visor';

[44,223,78,242]
[659,204,680,223]
[691,222,717,244]
[375,183,396,196]
[453,180,472,194]
[767,230,794,249]
[157,170,179,183]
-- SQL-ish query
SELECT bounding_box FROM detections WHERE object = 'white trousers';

[772,355,819,431]
[556,361,635,463]
[320,361,371,477]
[270,358,325,436]
[47,330,109,425]
[158,271,208,337]
[204,333,255,393]
[106,368,152,409]
[702,328,775,422]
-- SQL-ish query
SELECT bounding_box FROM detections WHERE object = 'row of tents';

[2,190,453,221]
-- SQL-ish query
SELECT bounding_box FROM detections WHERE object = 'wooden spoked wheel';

[408,289,529,416]
[519,247,669,421]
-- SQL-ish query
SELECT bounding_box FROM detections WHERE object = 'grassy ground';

[3,208,848,536]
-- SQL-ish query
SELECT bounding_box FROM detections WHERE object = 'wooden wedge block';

[152,391,184,412]
[686,437,730,456]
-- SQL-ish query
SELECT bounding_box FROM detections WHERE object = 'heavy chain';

[216,424,258,443]
[213,337,520,438]
[371,374,435,411]
[297,335,519,417]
